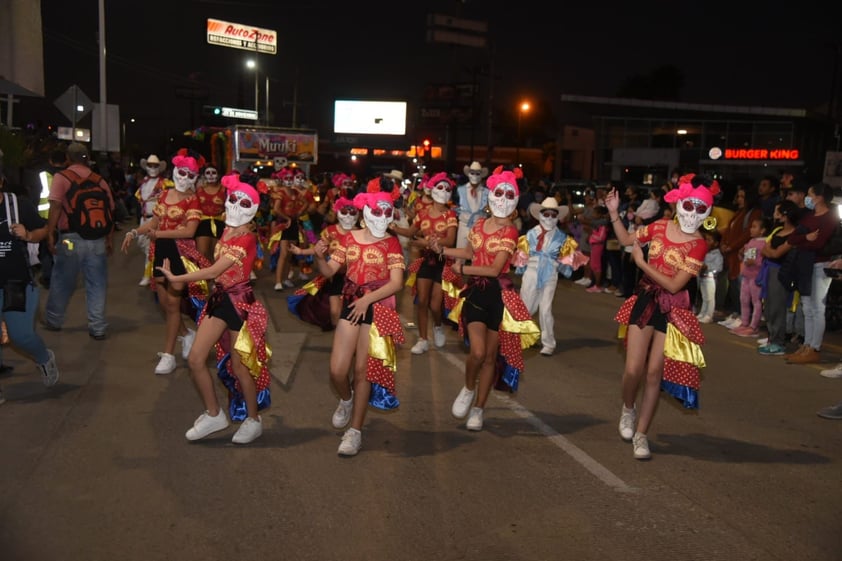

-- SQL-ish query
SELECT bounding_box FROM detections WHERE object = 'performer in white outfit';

[135,154,170,286]
[454,161,489,249]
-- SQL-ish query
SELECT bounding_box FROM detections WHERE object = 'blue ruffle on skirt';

[216,352,272,421]
[369,383,399,411]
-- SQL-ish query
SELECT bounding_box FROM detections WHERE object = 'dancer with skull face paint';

[122,149,208,375]
[269,166,313,291]
[288,196,361,330]
[156,174,271,444]
[308,191,405,456]
[194,164,226,262]
[135,154,171,287]
[455,161,490,249]
[605,173,716,460]
[431,168,540,432]
[391,172,458,354]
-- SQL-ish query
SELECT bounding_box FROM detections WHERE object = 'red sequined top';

[467,218,518,272]
[331,232,405,286]
[412,207,458,240]
[153,192,201,231]
[214,232,257,289]
[196,186,225,218]
[271,186,313,219]
[636,219,707,277]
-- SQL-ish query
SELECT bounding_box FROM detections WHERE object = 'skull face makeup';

[147,164,161,178]
[203,168,219,184]
[467,170,483,185]
[363,201,394,238]
[337,206,358,231]
[675,197,711,234]
[538,212,558,232]
[488,183,518,218]
[225,190,258,227]
[431,181,453,204]
[293,170,306,189]
[173,166,198,193]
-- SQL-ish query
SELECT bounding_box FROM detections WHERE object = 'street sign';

[57,126,91,142]
[54,85,92,123]
[206,18,277,54]
[221,107,258,121]
[426,14,487,48]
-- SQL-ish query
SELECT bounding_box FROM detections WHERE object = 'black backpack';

[60,169,114,240]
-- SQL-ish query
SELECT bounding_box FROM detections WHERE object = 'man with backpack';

[44,142,115,340]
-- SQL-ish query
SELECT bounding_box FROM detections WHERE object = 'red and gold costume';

[331,233,406,409]
[447,218,540,391]
[195,185,226,237]
[149,192,203,292]
[196,231,272,421]
[405,206,458,293]
[614,219,708,408]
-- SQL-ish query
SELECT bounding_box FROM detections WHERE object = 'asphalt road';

[1,246,841,561]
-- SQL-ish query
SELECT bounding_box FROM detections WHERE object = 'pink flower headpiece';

[333,196,354,213]
[272,167,294,180]
[171,148,205,173]
[353,191,393,210]
[428,171,455,188]
[663,173,720,207]
[486,169,521,196]
[332,173,351,188]
[221,173,259,205]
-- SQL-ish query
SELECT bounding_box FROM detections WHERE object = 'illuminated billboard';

[333,100,407,136]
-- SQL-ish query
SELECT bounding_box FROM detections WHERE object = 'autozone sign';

[206,18,277,54]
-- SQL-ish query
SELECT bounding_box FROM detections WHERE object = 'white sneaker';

[716,314,736,327]
[820,363,842,379]
[249,271,257,281]
[618,405,636,441]
[697,316,713,324]
[331,395,354,429]
[273,282,284,291]
[232,416,263,444]
[574,277,590,286]
[185,410,230,441]
[154,352,177,375]
[632,431,652,460]
[433,325,447,348]
[451,386,476,418]
[38,349,60,387]
[337,427,362,456]
[411,339,430,355]
[539,347,554,356]
[283,279,295,288]
[466,407,483,431]
[756,337,769,346]
[298,271,309,281]
[179,328,197,360]
[138,276,150,287]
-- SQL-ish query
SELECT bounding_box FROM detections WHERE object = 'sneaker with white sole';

[466,407,483,431]
[433,325,447,348]
[38,349,60,387]
[232,416,263,444]
[618,405,636,441]
[756,337,769,346]
[283,279,295,288]
[185,410,230,441]
[179,328,197,360]
[337,427,362,456]
[273,282,284,291]
[331,395,354,429]
[411,339,430,355]
[154,352,177,375]
[632,431,652,460]
[451,386,476,418]
[138,276,150,287]
[820,363,842,379]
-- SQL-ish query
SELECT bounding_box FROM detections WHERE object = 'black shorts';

[416,254,445,281]
[206,291,245,331]
[194,218,225,239]
[461,279,504,331]
[279,221,300,242]
[628,290,668,333]
[339,297,375,325]
[153,238,186,278]
[326,273,345,296]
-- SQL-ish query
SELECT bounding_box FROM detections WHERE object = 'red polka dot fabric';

[366,304,406,395]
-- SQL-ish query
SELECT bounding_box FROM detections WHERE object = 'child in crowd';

[585,205,609,293]
[731,217,769,337]
[696,229,723,323]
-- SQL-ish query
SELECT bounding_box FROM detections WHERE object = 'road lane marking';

[440,351,637,493]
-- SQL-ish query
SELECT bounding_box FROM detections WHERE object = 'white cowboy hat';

[384,169,404,181]
[140,154,167,174]
[463,161,489,178]
[529,197,569,223]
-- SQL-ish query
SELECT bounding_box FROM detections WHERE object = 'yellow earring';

[703,216,718,231]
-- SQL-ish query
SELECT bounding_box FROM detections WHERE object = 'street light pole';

[516,101,530,167]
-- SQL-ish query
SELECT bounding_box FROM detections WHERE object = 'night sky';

[17,0,842,155]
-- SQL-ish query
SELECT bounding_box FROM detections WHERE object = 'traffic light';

[203,105,223,117]
[423,138,431,150]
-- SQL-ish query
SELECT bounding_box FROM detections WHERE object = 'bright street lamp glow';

[246,59,256,69]
[520,101,530,113]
